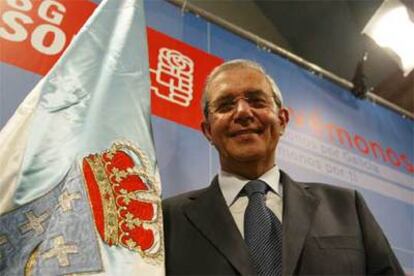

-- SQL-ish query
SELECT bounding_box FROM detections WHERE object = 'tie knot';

[244,180,267,197]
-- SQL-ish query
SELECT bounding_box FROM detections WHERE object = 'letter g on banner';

[32,0,67,55]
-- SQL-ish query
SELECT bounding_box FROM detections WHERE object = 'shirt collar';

[218,165,281,207]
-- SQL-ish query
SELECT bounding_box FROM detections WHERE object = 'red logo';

[148,28,223,130]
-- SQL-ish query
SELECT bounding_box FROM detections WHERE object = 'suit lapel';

[281,171,320,275]
[184,176,256,276]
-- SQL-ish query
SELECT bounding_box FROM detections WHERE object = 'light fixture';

[363,0,414,76]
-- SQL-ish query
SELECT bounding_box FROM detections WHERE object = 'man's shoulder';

[283,171,356,198]
[299,180,358,203]
[307,182,355,194]
[162,186,209,209]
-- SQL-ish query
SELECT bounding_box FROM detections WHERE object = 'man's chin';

[227,149,266,163]
[230,133,262,143]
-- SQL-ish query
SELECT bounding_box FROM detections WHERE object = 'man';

[162,59,404,275]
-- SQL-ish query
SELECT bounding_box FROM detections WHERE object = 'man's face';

[201,67,289,172]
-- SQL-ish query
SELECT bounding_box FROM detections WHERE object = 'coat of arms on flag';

[0,0,165,274]
[82,141,163,261]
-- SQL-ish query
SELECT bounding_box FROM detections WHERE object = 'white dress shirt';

[218,166,283,238]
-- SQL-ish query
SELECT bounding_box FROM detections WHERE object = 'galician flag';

[0,0,164,275]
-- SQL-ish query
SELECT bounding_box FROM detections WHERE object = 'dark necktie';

[244,180,282,276]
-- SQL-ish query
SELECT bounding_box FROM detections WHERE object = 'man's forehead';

[212,66,265,81]
[209,67,271,97]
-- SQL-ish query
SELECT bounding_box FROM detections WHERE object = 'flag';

[0,0,164,274]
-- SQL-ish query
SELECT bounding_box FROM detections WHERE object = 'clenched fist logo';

[150,48,194,107]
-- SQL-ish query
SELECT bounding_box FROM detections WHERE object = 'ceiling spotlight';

[363,0,414,76]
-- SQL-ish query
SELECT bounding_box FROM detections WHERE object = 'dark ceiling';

[253,0,414,116]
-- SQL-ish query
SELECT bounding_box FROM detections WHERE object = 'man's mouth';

[229,128,263,137]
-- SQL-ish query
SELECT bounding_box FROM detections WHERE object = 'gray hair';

[201,59,284,118]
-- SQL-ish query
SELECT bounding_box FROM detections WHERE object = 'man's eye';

[247,97,267,107]
[216,102,234,112]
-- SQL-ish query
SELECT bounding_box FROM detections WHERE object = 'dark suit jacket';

[162,171,404,275]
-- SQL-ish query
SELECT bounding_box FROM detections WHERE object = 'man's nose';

[234,99,254,122]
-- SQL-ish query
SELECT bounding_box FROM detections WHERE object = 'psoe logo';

[150,47,194,107]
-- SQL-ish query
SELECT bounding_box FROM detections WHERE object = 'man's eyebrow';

[212,94,234,104]
[244,89,268,97]
[210,89,272,108]
[213,89,268,102]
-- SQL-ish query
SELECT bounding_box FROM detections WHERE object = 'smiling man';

[162,59,403,275]
[201,61,288,180]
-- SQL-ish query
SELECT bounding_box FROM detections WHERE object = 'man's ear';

[278,107,290,135]
[201,120,213,144]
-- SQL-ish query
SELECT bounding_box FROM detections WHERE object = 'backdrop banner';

[0,0,412,273]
